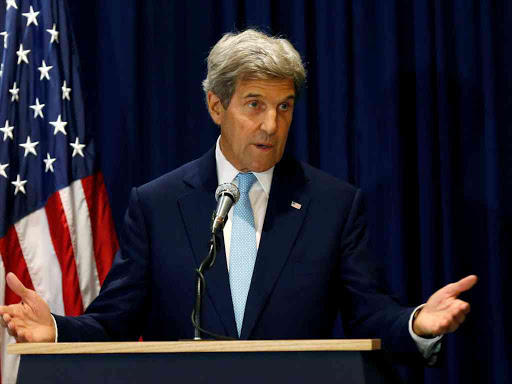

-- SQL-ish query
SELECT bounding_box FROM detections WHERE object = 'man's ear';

[207,91,224,126]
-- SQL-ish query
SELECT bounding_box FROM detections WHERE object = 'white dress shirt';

[215,137,274,269]
[214,136,441,360]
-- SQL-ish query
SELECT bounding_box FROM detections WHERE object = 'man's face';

[208,78,296,173]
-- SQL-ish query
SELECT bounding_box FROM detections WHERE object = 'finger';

[454,312,466,324]
[446,275,478,296]
[0,305,15,316]
[0,305,22,320]
[16,329,27,343]
[446,309,467,333]
[448,299,470,314]
[3,313,12,324]
[448,321,459,333]
[11,303,24,318]
[6,320,17,337]
[447,304,467,324]
[6,273,30,301]
[1,305,15,317]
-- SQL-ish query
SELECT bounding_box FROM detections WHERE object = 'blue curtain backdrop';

[65,1,509,383]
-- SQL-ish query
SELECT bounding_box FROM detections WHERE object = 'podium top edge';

[8,339,381,355]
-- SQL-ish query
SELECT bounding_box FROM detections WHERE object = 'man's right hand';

[0,272,56,343]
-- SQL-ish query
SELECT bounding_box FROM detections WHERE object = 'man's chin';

[247,160,278,173]
[238,151,283,173]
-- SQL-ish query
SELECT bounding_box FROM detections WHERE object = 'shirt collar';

[215,136,273,197]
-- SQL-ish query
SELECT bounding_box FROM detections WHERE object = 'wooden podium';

[9,339,387,384]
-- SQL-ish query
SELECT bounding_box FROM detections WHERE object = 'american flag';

[0,0,118,382]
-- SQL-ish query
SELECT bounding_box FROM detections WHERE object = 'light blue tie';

[229,172,258,336]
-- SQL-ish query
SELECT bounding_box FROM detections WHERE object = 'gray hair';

[202,29,306,107]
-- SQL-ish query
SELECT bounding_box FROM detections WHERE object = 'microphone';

[211,183,240,234]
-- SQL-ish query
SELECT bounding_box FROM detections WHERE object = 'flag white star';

[22,6,39,27]
[16,44,30,64]
[38,60,53,80]
[11,174,27,195]
[19,136,39,157]
[70,137,86,157]
[9,82,19,102]
[0,163,8,179]
[0,120,14,141]
[0,31,8,49]
[30,98,45,118]
[6,0,18,10]
[46,23,59,44]
[50,115,68,135]
[44,153,56,173]
[62,81,71,100]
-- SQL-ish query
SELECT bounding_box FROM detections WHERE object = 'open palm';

[0,273,55,343]
[413,275,477,337]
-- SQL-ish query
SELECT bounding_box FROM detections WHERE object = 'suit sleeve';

[337,189,426,364]
[55,187,151,341]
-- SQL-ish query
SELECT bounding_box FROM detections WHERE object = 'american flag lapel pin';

[291,201,301,210]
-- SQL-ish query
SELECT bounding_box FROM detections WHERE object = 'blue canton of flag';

[0,0,93,231]
[0,1,117,383]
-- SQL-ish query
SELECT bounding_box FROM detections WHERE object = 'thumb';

[6,272,30,301]
[446,275,478,296]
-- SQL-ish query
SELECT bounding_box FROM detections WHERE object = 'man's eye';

[279,103,290,111]
[248,101,259,108]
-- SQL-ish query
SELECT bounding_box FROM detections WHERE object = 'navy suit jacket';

[55,147,422,360]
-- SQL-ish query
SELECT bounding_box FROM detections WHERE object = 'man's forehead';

[236,78,295,98]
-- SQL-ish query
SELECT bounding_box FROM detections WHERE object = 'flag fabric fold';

[0,1,118,382]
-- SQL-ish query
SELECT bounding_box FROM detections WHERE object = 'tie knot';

[236,172,257,194]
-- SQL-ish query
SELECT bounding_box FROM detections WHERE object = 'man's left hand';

[413,275,478,337]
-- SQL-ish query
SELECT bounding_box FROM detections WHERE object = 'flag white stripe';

[0,331,18,384]
[59,181,100,308]
[13,208,65,316]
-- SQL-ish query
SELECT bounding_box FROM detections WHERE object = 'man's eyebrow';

[279,95,296,103]
[243,93,262,98]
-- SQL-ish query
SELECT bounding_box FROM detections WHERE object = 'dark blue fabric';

[64,1,509,383]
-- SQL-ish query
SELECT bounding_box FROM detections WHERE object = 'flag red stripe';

[81,173,118,284]
[0,226,35,305]
[45,192,84,316]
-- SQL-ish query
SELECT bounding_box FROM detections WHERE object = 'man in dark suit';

[0,29,476,363]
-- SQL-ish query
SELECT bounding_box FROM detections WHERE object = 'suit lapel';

[177,148,238,339]
[240,156,310,339]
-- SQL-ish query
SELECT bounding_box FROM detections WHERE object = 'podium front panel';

[17,350,388,384]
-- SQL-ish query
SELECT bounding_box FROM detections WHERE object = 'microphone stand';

[192,233,217,340]
[191,227,234,341]
[191,186,239,341]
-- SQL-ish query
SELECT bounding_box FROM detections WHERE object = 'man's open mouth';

[255,144,273,149]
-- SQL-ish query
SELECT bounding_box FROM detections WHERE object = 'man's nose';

[260,109,278,135]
